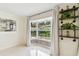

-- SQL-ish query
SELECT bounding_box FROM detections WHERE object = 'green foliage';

[31,31,36,36]
[39,31,50,37]
[63,12,71,18]
[61,23,77,29]
[39,21,50,25]
[60,11,74,20]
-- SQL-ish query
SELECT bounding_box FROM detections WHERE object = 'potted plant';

[61,23,78,37]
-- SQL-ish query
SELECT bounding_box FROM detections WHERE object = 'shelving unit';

[59,16,79,20]
[59,5,79,42]
[59,35,79,39]
[59,7,79,13]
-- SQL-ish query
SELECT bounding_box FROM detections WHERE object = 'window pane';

[38,21,51,31]
[31,22,36,30]
[38,31,50,40]
[38,20,51,40]
[31,31,36,39]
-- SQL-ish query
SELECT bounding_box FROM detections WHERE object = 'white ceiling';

[0,3,58,16]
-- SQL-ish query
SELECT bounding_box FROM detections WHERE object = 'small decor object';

[73,5,76,9]
[73,39,76,42]
[66,5,69,9]
[73,20,76,22]
[61,37,63,40]
[66,31,69,37]
[61,21,63,23]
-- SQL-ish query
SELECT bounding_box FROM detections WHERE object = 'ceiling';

[0,3,58,16]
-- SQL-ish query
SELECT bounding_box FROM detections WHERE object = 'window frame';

[30,17,52,42]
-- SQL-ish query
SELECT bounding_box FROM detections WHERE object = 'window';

[38,20,51,40]
[0,19,16,32]
[31,22,37,39]
[30,17,52,41]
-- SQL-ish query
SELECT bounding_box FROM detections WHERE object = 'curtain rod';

[29,9,53,17]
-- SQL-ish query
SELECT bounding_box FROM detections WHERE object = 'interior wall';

[57,3,79,56]
[0,10,27,50]
[53,6,59,56]
[17,16,27,46]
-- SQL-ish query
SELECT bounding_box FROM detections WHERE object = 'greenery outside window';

[30,17,52,41]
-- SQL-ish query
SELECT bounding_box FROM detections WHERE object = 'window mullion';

[36,22,39,39]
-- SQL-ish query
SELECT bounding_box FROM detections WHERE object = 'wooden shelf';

[59,35,79,39]
[59,29,79,30]
[59,7,79,13]
[59,16,79,20]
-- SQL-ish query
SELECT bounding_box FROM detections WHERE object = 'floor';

[0,45,50,56]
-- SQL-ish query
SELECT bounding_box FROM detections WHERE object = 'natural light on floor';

[31,49,49,56]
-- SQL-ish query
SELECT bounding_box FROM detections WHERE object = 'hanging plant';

[63,12,71,19]
[61,23,71,29]
[61,23,77,30]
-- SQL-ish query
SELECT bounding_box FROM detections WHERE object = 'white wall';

[0,11,27,50]
[17,16,27,46]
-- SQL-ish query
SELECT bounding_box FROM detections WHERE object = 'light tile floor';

[0,45,50,56]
